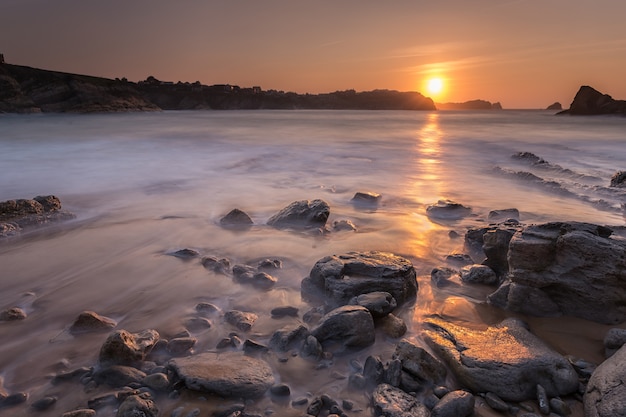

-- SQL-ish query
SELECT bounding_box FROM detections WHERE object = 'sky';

[1,0,626,108]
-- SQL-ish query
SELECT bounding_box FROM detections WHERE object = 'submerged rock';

[303,251,417,305]
[351,191,381,205]
[311,305,375,349]
[219,208,253,226]
[167,352,274,398]
[267,199,330,229]
[584,343,626,417]
[487,222,626,324]
[426,199,471,220]
[423,317,579,401]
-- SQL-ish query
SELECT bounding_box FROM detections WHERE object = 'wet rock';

[169,248,200,259]
[332,219,357,231]
[267,199,330,229]
[270,306,298,318]
[258,258,282,269]
[1,392,28,407]
[0,195,75,229]
[98,329,159,366]
[423,317,579,401]
[304,251,417,305]
[431,390,475,417]
[376,313,407,338]
[61,409,97,417]
[94,365,146,387]
[195,302,221,315]
[269,324,309,351]
[444,253,474,266]
[300,335,323,359]
[584,343,626,417]
[487,222,626,324]
[201,256,231,274]
[393,339,447,385]
[431,267,459,288]
[372,383,430,417]
[0,222,20,237]
[167,352,274,398]
[459,264,498,285]
[351,191,381,205]
[349,291,397,318]
[166,337,197,355]
[220,208,253,226]
[251,271,277,289]
[31,396,57,410]
[242,339,269,354]
[0,307,27,321]
[484,392,509,412]
[142,373,170,391]
[86,393,119,409]
[536,384,550,414]
[363,355,385,385]
[610,171,626,188]
[270,384,291,396]
[311,305,375,349]
[116,393,158,417]
[69,311,117,334]
[426,199,471,220]
[184,317,212,331]
[549,397,571,416]
[488,208,520,222]
[604,328,626,358]
[465,223,521,277]
[232,264,256,281]
[52,367,92,384]
[224,310,257,331]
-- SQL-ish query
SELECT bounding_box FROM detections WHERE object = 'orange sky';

[2,0,625,108]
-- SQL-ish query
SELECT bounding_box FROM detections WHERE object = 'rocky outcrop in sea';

[559,85,626,116]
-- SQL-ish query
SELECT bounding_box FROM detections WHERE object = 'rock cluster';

[0,195,75,237]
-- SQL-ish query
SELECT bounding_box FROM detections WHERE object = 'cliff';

[436,99,502,110]
[0,62,436,113]
[559,86,626,115]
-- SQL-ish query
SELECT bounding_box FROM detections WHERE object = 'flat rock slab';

[304,251,417,305]
[584,343,626,417]
[422,317,578,401]
[167,352,274,398]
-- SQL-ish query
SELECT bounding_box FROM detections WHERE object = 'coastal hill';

[559,85,626,115]
[436,99,502,110]
[0,61,436,113]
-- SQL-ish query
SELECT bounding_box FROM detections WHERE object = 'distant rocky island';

[0,61,436,113]
[559,85,626,116]
[436,99,502,110]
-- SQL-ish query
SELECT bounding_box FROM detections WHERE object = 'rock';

[232,264,255,281]
[303,251,417,305]
[220,208,253,226]
[584,343,626,417]
[610,171,626,188]
[351,191,381,205]
[536,384,550,414]
[170,248,200,259]
[184,317,212,331]
[98,329,159,366]
[166,337,197,355]
[376,313,407,338]
[431,267,459,288]
[1,392,28,407]
[195,302,221,315]
[258,258,282,269]
[546,102,563,111]
[363,355,385,385]
[561,85,626,116]
[444,253,474,266]
[332,219,357,231]
[269,324,309,351]
[224,310,257,331]
[430,390,475,417]
[300,335,323,359]
[201,256,231,274]
[116,393,158,417]
[349,291,397,318]
[487,222,626,324]
[459,264,498,285]
[167,352,274,398]
[384,358,402,387]
[31,396,57,410]
[488,208,520,222]
[242,339,269,354]
[392,339,447,385]
[484,392,509,412]
[549,397,571,416]
[0,222,20,238]
[311,305,375,349]
[270,306,298,318]
[372,383,430,417]
[94,365,146,387]
[604,328,626,357]
[0,307,27,321]
[61,409,97,417]
[270,384,291,396]
[142,373,170,391]
[464,223,522,277]
[69,311,117,334]
[251,271,277,288]
[267,199,330,229]
[423,316,579,401]
[426,199,471,220]
[0,195,75,229]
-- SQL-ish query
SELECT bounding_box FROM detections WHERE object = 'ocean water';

[0,110,625,416]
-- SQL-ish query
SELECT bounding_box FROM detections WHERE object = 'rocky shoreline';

[1,194,625,417]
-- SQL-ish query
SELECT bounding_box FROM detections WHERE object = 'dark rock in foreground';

[303,251,417,305]
[372,383,430,417]
[167,352,274,398]
[423,316,579,401]
[584,343,626,417]
[487,222,626,324]
[559,85,626,116]
[267,199,330,229]
[311,305,375,349]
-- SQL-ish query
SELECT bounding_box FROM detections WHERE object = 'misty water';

[1,110,625,416]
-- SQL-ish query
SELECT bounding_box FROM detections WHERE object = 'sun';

[426,77,444,96]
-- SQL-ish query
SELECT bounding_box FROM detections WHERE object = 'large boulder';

[167,352,274,398]
[487,222,626,324]
[422,316,579,401]
[311,305,375,349]
[267,199,330,229]
[303,251,417,305]
[584,343,626,417]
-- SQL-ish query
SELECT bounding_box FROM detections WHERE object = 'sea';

[0,110,625,416]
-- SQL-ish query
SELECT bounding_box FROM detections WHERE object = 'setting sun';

[426,77,444,96]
